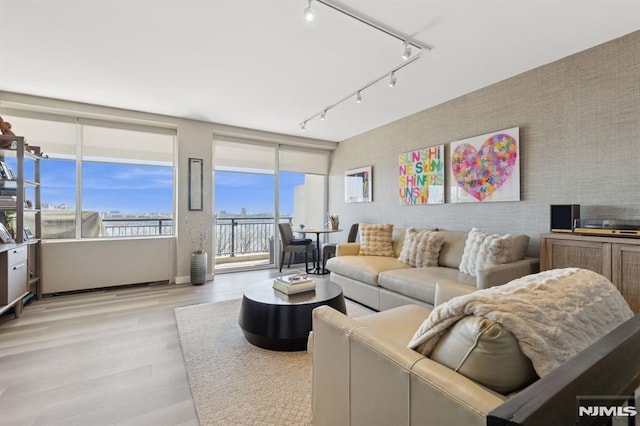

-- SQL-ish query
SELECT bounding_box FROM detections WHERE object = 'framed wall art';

[345,166,372,203]
[449,127,520,203]
[189,158,203,211]
[398,144,445,205]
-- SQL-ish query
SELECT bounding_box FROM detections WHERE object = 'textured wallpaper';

[329,31,640,257]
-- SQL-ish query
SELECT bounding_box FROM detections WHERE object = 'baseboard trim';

[175,274,215,284]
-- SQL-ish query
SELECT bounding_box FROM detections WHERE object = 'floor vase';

[191,251,208,284]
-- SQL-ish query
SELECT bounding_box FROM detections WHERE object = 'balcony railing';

[103,218,174,237]
[216,216,292,257]
[102,216,292,258]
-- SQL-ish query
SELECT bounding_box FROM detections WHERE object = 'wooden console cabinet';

[540,233,640,313]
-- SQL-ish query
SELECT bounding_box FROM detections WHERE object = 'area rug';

[174,298,373,425]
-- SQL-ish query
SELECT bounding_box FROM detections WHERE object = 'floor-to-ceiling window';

[213,139,329,271]
[278,145,328,231]
[213,140,277,270]
[0,111,176,239]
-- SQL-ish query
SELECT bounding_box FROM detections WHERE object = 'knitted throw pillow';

[398,228,444,267]
[359,223,395,257]
[476,233,512,271]
[460,228,512,276]
[414,231,445,267]
[398,227,420,265]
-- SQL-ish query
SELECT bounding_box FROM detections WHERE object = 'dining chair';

[322,223,359,271]
[277,223,317,272]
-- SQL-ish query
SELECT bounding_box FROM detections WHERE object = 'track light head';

[402,42,412,60]
[388,72,397,87]
[321,110,326,120]
[301,121,307,131]
[304,0,314,21]
[356,91,362,103]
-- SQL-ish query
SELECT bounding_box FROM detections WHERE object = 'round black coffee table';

[238,279,346,351]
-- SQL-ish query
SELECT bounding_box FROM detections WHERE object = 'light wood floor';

[0,268,284,426]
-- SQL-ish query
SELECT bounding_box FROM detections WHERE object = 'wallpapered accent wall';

[329,31,640,257]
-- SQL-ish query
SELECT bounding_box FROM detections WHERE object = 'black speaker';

[550,205,580,232]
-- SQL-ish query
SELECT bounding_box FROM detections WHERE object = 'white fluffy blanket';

[407,268,633,377]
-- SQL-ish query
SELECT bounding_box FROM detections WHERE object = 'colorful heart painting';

[450,129,519,202]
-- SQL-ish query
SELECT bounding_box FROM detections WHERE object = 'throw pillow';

[475,233,512,271]
[459,228,487,276]
[429,316,538,394]
[397,227,419,265]
[359,223,395,257]
[398,228,444,267]
[459,228,512,276]
[414,231,445,267]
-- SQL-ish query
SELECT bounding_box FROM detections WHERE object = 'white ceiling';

[0,0,638,142]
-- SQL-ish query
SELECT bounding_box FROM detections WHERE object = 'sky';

[37,159,173,214]
[28,159,304,216]
[215,171,305,216]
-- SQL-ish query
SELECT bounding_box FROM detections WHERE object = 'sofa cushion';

[357,304,432,347]
[327,255,410,286]
[437,230,468,269]
[398,228,444,267]
[378,267,476,305]
[429,316,538,394]
[391,227,407,258]
[508,234,530,262]
[359,223,395,257]
[459,228,513,276]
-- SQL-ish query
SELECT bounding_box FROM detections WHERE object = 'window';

[0,111,176,239]
[80,123,174,237]
[279,146,329,229]
[213,138,329,271]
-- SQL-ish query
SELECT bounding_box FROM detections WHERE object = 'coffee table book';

[272,279,316,295]
[276,271,313,284]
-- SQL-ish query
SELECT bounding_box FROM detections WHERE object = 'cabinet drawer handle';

[12,248,26,254]
[12,263,25,270]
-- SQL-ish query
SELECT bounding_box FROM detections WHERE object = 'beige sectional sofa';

[326,227,540,311]
[312,283,503,426]
[311,270,637,425]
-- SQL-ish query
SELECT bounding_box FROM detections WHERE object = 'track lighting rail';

[300,54,422,130]
[315,0,432,52]
[299,0,433,132]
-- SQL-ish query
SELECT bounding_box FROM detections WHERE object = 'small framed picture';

[24,227,33,240]
[0,223,15,243]
[345,166,372,203]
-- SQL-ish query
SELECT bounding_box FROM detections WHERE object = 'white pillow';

[398,228,444,267]
[459,228,487,275]
[476,233,512,271]
[414,231,445,267]
[398,227,419,265]
[459,228,512,276]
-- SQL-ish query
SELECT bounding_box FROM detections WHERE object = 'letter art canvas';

[398,144,445,205]
[449,127,520,203]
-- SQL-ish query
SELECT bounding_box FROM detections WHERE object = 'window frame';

[0,109,177,240]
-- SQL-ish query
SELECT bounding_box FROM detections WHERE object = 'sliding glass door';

[213,141,276,271]
[213,139,329,272]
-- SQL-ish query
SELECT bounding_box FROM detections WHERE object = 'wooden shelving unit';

[0,134,42,318]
